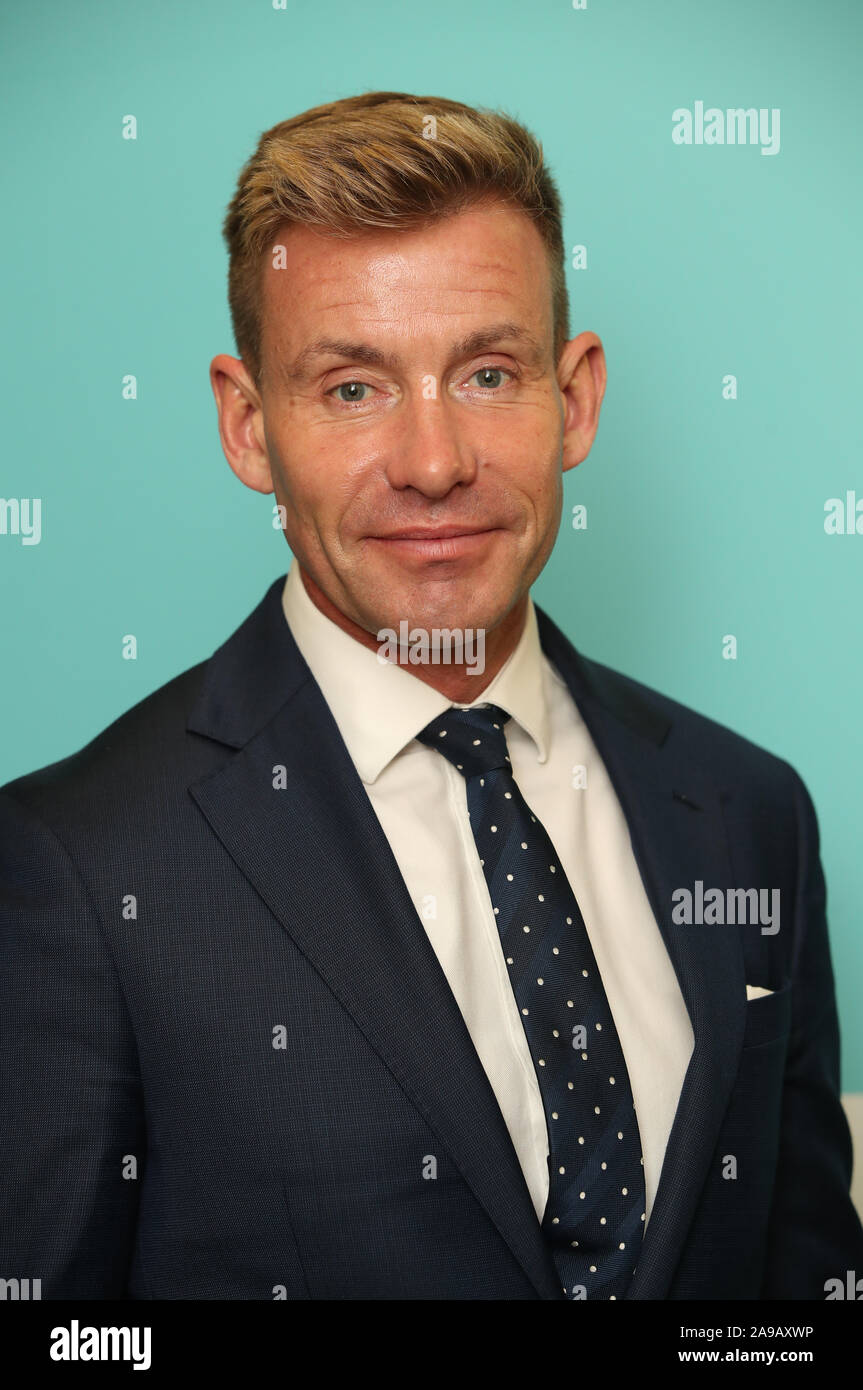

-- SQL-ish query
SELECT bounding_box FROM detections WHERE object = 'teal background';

[1,2,861,1083]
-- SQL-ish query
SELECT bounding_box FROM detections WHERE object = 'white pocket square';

[746,984,774,1001]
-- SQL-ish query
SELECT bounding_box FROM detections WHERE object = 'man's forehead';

[260,208,554,378]
[265,204,547,301]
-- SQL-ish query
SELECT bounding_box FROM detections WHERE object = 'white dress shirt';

[281,559,694,1227]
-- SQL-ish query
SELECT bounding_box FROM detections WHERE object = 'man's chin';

[362,587,512,645]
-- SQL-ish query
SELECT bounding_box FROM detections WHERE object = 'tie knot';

[416,704,512,780]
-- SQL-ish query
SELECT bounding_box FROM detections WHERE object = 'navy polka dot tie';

[417,703,645,1299]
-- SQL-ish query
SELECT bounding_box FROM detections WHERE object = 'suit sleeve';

[759,767,863,1297]
[0,788,146,1297]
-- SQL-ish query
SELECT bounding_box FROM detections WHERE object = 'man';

[1,91,861,1300]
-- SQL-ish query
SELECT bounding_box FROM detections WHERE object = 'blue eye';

[471,367,508,389]
[333,381,372,403]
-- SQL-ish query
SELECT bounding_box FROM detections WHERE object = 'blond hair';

[222,91,570,386]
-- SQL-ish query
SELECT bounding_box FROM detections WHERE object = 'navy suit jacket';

[1,575,861,1299]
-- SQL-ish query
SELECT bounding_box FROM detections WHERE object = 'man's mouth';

[373,525,494,540]
[367,526,500,561]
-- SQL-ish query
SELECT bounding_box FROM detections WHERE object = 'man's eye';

[331,381,374,403]
[469,367,511,390]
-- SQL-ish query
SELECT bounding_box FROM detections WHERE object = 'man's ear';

[209,354,275,495]
[557,332,608,474]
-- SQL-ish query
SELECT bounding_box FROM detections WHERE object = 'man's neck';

[298,565,527,704]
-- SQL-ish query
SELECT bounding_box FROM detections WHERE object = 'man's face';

[234,200,593,641]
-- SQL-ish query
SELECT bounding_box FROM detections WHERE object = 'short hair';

[221,91,570,388]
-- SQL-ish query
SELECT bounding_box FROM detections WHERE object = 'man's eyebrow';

[452,323,547,365]
[282,338,392,384]
[280,322,547,385]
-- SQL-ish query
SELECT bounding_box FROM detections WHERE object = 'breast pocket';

[741,982,792,1050]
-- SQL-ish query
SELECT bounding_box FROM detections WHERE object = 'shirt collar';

[281,557,551,784]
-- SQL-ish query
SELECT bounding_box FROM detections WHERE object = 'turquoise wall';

[2,0,860,1083]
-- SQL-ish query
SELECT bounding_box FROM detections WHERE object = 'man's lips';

[370,526,495,540]
[367,526,501,560]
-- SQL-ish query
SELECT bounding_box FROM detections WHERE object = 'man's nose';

[383,390,478,497]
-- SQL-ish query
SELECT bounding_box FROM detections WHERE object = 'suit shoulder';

[570,650,803,798]
[0,659,211,825]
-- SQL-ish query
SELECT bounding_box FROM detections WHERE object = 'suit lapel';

[536,608,747,1298]
[187,577,747,1301]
